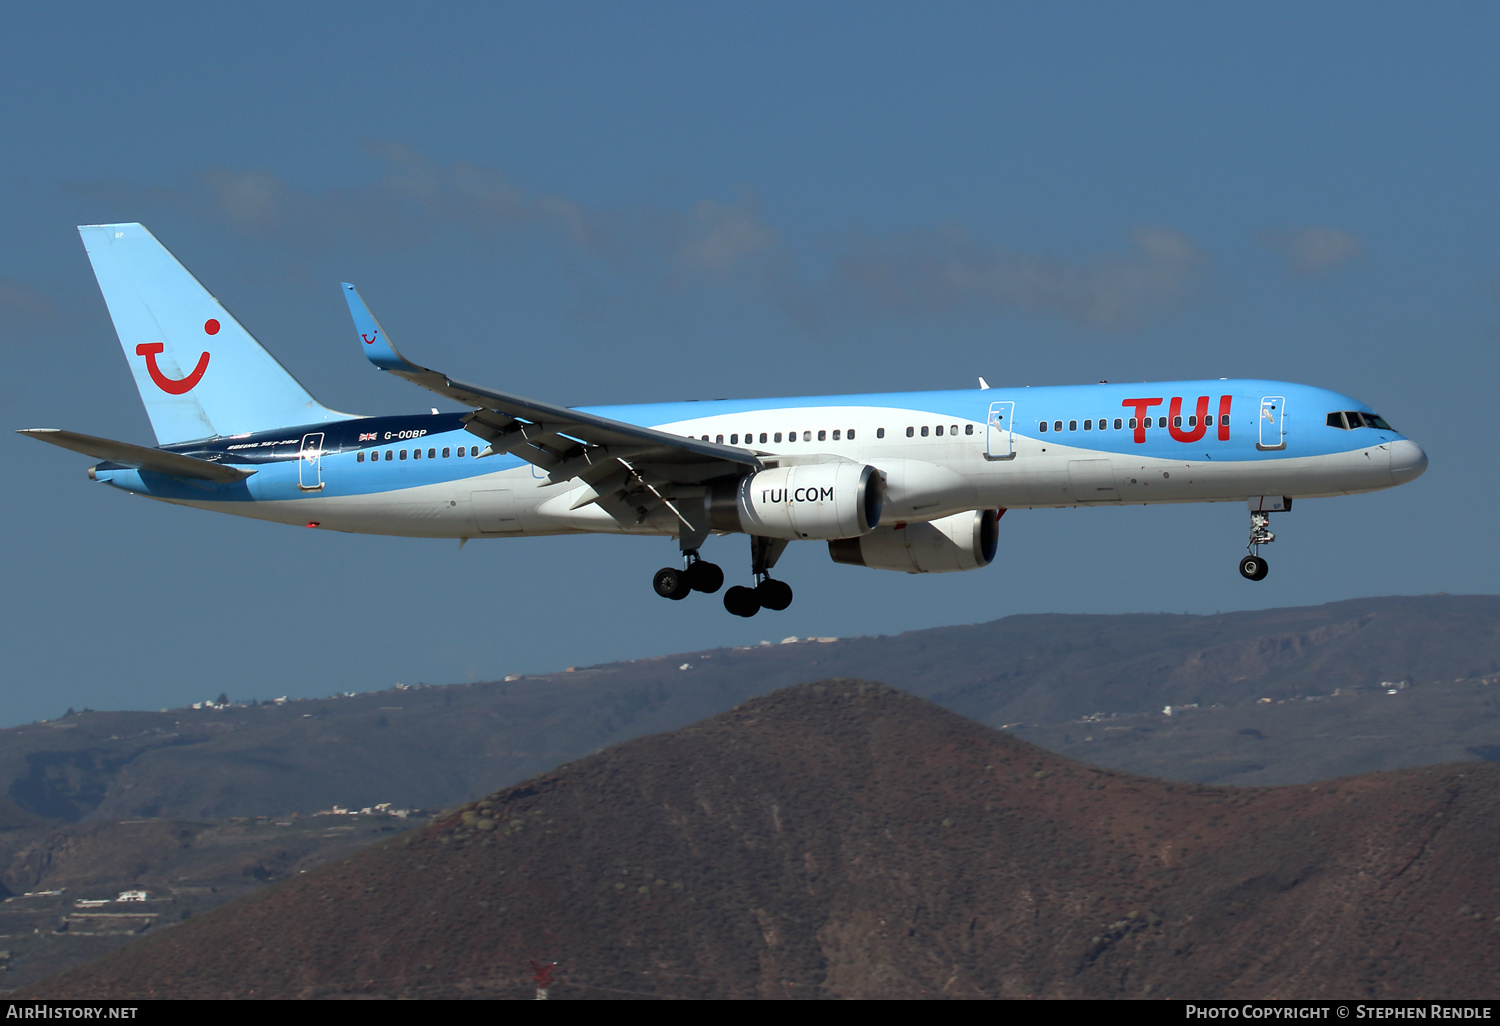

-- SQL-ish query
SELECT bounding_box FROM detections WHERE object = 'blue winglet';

[342,283,416,373]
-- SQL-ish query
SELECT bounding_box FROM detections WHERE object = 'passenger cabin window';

[1114,418,1122,429]
[759,432,768,443]
[1054,421,1063,432]
[400,450,407,460]
[876,428,884,438]
[715,434,724,444]
[774,432,782,443]
[386,450,394,460]
[848,429,856,439]
[1069,420,1077,431]
[906,426,915,437]
[442,447,451,458]
[1172,416,1182,428]
[1039,421,1048,432]
[357,451,365,463]
[921,426,929,437]
[1084,420,1092,431]
[818,430,826,441]
[934,425,943,436]
[832,429,841,440]
[965,424,973,435]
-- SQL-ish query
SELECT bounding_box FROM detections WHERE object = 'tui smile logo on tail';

[134,318,216,394]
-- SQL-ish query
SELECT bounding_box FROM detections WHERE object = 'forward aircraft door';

[297,433,324,491]
[985,400,1015,460]
[1258,396,1286,451]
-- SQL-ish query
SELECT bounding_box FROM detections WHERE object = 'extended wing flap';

[18,428,254,483]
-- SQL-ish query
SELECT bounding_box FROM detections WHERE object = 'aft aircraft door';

[298,433,325,491]
[985,400,1016,460]
[1257,396,1286,451]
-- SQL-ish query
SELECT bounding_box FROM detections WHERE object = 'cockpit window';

[1327,411,1394,431]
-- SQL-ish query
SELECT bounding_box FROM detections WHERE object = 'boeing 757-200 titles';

[20,224,1428,617]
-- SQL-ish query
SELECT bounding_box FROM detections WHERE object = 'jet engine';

[827,508,1000,573]
[709,462,883,540]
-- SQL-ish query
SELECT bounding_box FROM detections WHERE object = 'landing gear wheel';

[1239,555,1269,581]
[723,585,761,617]
[756,578,793,611]
[653,566,691,600]
[684,560,724,594]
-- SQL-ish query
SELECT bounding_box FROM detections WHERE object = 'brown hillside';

[24,682,1500,1000]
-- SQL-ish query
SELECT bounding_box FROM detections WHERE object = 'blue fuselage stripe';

[100,378,1407,504]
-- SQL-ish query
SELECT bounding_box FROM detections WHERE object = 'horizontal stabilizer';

[18,428,254,483]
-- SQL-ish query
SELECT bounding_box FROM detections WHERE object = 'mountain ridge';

[1,595,1496,826]
[21,681,1500,1000]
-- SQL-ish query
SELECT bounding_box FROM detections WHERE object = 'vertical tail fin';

[79,223,354,444]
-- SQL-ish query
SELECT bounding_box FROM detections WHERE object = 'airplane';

[20,223,1428,617]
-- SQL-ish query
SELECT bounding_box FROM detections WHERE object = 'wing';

[342,284,761,536]
[18,428,255,483]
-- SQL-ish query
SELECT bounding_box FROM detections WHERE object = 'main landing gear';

[1238,501,1286,581]
[723,535,794,617]
[652,552,724,600]
[652,536,794,617]
[723,577,793,618]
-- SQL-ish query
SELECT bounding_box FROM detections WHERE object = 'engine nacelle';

[709,463,883,540]
[827,508,1000,573]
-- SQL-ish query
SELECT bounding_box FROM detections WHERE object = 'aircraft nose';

[1389,439,1428,485]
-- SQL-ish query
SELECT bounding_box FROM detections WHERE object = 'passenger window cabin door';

[985,400,1016,460]
[1257,396,1286,451]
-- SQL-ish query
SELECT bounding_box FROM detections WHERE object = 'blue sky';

[3,4,1496,725]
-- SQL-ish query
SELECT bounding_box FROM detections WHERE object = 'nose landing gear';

[1238,552,1269,581]
[1239,498,1288,581]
